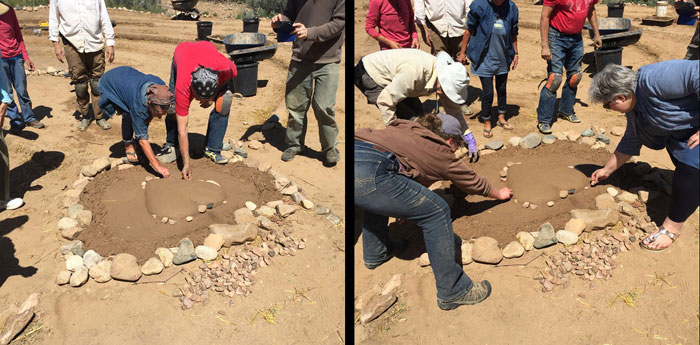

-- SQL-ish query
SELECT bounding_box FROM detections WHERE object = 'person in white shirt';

[48,0,115,131]
[414,0,472,60]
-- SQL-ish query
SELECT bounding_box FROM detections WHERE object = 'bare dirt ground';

[354,1,700,344]
[1,2,345,344]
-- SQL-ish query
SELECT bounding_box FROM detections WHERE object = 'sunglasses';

[603,100,614,109]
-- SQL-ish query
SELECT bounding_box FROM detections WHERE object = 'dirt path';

[353,1,699,344]
[1,4,345,344]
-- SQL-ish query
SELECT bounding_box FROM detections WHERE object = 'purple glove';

[463,129,479,163]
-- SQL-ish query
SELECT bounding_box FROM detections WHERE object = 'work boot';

[204,149,229,164]
[281,147,302,162]
[77,118,92,131]
[325,148,340,165]
[537,122,552,134]
[156,144,177,164]
[26,120,45,129]
[96,118,112,130]
[437,280,492,310]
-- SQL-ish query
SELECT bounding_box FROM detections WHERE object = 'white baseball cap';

[435,52,469,105]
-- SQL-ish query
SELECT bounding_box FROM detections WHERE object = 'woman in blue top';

[457,0,519,138]
[589,61,699,252]
[1,43,24,211]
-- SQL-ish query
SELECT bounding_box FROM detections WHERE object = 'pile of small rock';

[478,126,615,156]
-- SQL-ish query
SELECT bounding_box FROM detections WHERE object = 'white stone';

[141,257,164,275]
[82,250,103,269]
[245,201,257,211]
[195,245,218,261]
[155,247,174,267]
[502,241,525,258]
[58,217,79,230]
[606,187,619,197]
[516,232,535,251]
[69,267,89,287]
[65,255,85,272]
[418,252,430,267]
[301,199,315,209]
[556,230,579,245]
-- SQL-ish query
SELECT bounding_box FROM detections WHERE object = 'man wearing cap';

[48,0,115,131]
[271,0,345,164]
[0,2,45,135]
[98,66,173,178]
[157,41,237,179]
[354,48,480,162]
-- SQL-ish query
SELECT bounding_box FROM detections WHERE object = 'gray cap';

[437,114,461,136]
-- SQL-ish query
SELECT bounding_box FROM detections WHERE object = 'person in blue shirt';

[589,60,699,252]
[457,0,519,138]
[98,66,173,178]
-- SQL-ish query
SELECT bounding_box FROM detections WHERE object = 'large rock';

[81,165,99,177]
[542,135,556,144]
[172,238,196,265]
[301,199,315,209]
[203,234,225,251]
[579,137,596,146]
[502,241,524,258]
[208,223,259,246]
[56,270,72,285]
[280,185,298,196]
[257,216,279,232]
[65,255,85,271]
[567,132,581,142]
[596,134,611,145]
[276,204,298,218]
[381,274,403,296]
[556,230,579,245]
[76,210,93,227]
[234,208,256,224]
[518,133,541,149]
[594,193,617,210]
[60,241,84,256]
[69,267,89,287]
[61,227,82,240]
[533,223,557,249]
[516,232,535,251]
[89,260,112,283]
[155,247,174,267]
[616,191,638,203]
[195,246,218,261]
[484,140,504,150]
[359,293,397,324]
[82,250,102,269]
[110,253,142,281]
[564,218,587,235]
[255,205,276,218]
[581,128,595,137]
[508,136,521,147]
[461,242,473,265]
[92,156,111,173]
[611,126,624,136]
[471,237,503,264]
[569,209,620,231]
[58,217,78,230]
[141,257,164,275]
[67,204,84,219]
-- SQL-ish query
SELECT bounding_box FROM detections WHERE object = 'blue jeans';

[2,55,36,128]
[354,141,472,302]
[536,26,584,124]
[165,59,228,152]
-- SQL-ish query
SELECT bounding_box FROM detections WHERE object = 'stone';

[381,274,403,296]
[579,137,596,146]
[581,129,595,137]
[61,227,82,240]
[65,255,85,271]
[516,232,535,251]
[552,132,567,140]
[168,218,177,225]
[266,200,285,208]
[461,242,473,265]
[0,294,39,345]
[208,223,259,246]
[637,190,651,203]
[564,218,587,236]
[67,204,84,219]
[82,250,102,269]
[89,260,112,283]
[523,202,530,208]
[274,177,290,190]
[547,201,554,207]
[281,185,299,195]
[111,253,142,281]
[567,132,581,141]
[471,237,503,264]
[533,223,557,249]
[155,247,174,267]
[185,216,193,222]
[569,209,620,231]
[518,133,542,149]
[591,142,605,150]
[247,140,263,150]
[257,161,271,172]
[92,156,111,173]
[234,208,256,224]
[62,189,82,207]
[595,193,617,210]
[556,230,579,245]
[606,187,619,197]
[301,199,315,209]
[58,217,78,230]
[502,241,525,258]
[355,286,382,311]
[203,234,225,251]
[195,246,218,261]
[76,210,92,227]
[508,136,521,147]
[542,135,556,144]
[499,169,507,178]
[611,126,625,136]
[530,204,539,210]
[276,204,298,218]
[359,293,397,324]
[56,270,72,285]
[560,191,568,199]
[70,267,89,287]
[72,177,90,191]
[81,165,99,177]
[291,192,305,203]
[172,238,197,265]
[418,252,430,267]
[616,191,638,203]
[234,147,248,158]
[255,205,276,218]
[60,241,84,256]
[245,201,257,211]
[315,206,331,215]
[257,216,278,231]
[484,140,504,150]
[596,134,611,145]
[198,205,207,213]
[161,217,169,223]
[141,257,164,275]
[327,213,342,226]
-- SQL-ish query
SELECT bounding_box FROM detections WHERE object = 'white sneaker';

[1,198,24,211]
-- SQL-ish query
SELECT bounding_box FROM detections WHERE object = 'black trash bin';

[243,18,260,33]
[594,48,623,73]
[197,21,212,40]
[233,61,259,97]
[607,2,625,18]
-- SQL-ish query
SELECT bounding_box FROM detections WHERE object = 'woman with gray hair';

[589,60,699,252]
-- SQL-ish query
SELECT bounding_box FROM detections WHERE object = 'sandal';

[640,227,679,252]
[125,151,139,164]
[483,128,493,138]
[497,120,514,130]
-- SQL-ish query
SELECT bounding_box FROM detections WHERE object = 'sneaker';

[537,122,552,134]
[156,145,177,164]
[26,120,45,129]
[0,198,24,211]
[95,118,112,130]
[222,142,233,151]
[77,118,92,131]
[558,112,581,123]
[204,149,229,164]
[325,148,340,164]
[437,280,492,310]
[281,147,301,162]
[461,104,474,116]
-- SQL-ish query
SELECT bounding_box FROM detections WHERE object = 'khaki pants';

[427,20,463,60]
[63,38,105,119]
[1,132,9,200]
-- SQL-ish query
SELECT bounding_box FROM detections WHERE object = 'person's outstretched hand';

[491,187,513,200]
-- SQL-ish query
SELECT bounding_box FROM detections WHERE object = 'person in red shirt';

[365,0,419,50]
[535,0,601,134]
[0,2,44,134]
[157,41,237,179]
